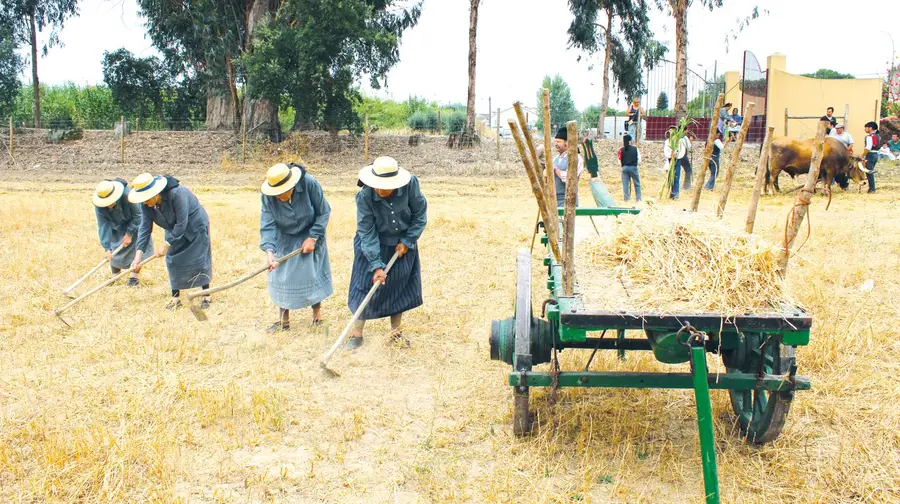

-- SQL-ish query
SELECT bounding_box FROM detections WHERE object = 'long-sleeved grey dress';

[95,186,153,269]
[259,173,333,310]
[135,177,212,290]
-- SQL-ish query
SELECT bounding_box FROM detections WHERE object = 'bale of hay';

[576,208,794,315]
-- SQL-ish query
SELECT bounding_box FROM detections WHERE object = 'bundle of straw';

[578,208,793,315]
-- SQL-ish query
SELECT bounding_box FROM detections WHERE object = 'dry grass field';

[1,138,899,503]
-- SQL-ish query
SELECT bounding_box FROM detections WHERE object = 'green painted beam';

[556,207,642,216]
[690,345,720,504]
[509,371,811,391]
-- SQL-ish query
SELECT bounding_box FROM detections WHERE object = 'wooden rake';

[54,254,160,326]
[185,246,305,321]
[63,244,125,297]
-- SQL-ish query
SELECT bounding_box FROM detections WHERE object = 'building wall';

[765,61,882,144]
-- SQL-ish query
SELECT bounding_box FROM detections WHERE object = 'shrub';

[442,110,467,134]
[408,110,438,131]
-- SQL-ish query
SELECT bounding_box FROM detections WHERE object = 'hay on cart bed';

[575,208,794,315]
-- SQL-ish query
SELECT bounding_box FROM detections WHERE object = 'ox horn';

[857,161,872,174]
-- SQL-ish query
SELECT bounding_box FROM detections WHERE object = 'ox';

[765,137,872,195]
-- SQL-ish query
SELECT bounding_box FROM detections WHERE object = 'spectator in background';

[618,134,641,202]
[862,121,879,193]
[717,102,733,136]
[664,126,686,199]
[887,133,900,158]
[626,98,644,140]
[703,131,725,191]
[680,131,695,190]
[582,133,615,207]
[829,124,854,152]
[820,107,837,135]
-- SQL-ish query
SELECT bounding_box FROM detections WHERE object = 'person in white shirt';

[829,124,854,151]
[703,131,725,190]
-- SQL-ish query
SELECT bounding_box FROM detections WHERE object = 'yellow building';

[763,54,882,144]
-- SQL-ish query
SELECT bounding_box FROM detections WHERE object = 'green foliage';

[686,74,725,117]
[535,75,577,131]
[102,48,166,120]
[567,0,666,100]
[0,22,22,119]
[801,69,855,80]
[244,0,422,132]
[656,92,669,111]
[442,110,467,134]
[408,110,438,132]
[354,95,410,130]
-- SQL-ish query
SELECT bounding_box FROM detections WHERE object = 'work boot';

[126,277,139,287]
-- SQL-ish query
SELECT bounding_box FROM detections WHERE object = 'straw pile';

[577,208,793,315]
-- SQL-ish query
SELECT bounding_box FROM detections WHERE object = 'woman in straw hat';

[345,156,427,349]
[93,177,153,286]
[259,162,333,332]
[128,173,212,310]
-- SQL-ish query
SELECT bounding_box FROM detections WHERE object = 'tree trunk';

[597,9,612,139]
[464,0,479,137]
[673,0,688,119]
[29,14,40,129]
[243,0,281,141]
[205,93,238,131]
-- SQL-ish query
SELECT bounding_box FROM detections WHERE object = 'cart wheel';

[512,249,533,436]
[726,339,795,445]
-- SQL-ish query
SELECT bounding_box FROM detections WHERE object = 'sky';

[26,0,900,113]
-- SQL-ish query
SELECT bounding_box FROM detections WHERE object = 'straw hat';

[358,156,411,190]
[127,173,168,203]
[92,179,125,208]
[260,163,302,196]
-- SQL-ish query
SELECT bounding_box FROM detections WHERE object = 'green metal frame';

[491,208,813,504]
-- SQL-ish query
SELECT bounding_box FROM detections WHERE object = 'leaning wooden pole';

[779,120,828,274]
[563,120,579,296]
[514,102,545,195]
[690,93,726,212]
[716,102,755,218]
[509,119,562,262]
[542,89,554,196]
[745,126,774,233]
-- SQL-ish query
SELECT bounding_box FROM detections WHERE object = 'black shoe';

[200,297,210,310]
[126,277,139,287]
[266,321,290,333]
[345,335,363,349]
[867,190,876,194]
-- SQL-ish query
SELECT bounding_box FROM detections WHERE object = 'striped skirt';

[347,235,422,320]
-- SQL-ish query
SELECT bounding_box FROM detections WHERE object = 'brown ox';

[765,137,871,195]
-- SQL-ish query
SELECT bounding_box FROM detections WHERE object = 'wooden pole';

[8,117,12,161]
[778,120,828,273]
[364,114,369,163]
[508,119,562,262]
[784,108,789,137]
[612,112,617,139]
[689,93,725,212]
[843,103,850,131]
[120,116,125,164]
[496,107,500,161]
[437,108,442,135]
[563,120,579,296]
[542,90,553,197]
[716,102,755,217]
[515,102,554,217]
[745,126,775,234]
[241,113,247,165]
[635,108,642,146]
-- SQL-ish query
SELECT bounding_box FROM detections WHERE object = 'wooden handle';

[186,246,307,301]
[321,251,401,367]
[55,254,159,316]
[63,243,125,294]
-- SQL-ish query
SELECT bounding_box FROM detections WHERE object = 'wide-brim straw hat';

[127,173,168,203]
[260,163,302,196]
[358,156,411,191]
[92,179,125,208]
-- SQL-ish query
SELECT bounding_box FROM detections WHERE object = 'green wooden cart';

[489,208,811,504]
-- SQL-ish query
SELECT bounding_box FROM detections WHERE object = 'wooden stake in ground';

[690,93,726,212]
[496,107,500,161]
[364,114,370,163]
[779,120,828,273]
[508,119,562,262]
[563,120,579,296]
[120,116,125,164]
[716,102,755,218]
[8,117,12,161]
[542,90,553,196]
[745,126,775,234]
